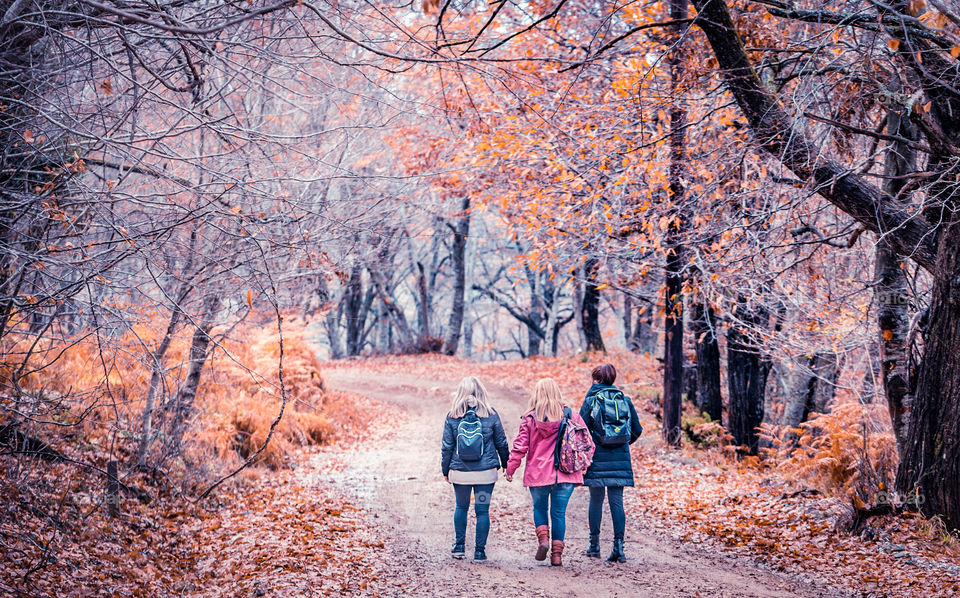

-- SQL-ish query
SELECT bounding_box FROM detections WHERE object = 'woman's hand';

[444,475,449,484]
[504,473,513,483]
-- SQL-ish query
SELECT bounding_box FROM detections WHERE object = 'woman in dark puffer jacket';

[579,363,643,563]
[441,376,510,561]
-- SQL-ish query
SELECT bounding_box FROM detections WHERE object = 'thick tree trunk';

[690,0,960,526]
[661,0,687,447]
[895,217,960,525]
[876,100,917,458]
[442,197,470,355]
[693,299,722,423]
[582,258,605,352]
[727,298,770,455]
[526,322,542,357]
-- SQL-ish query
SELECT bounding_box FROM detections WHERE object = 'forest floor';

[7,354,960,597]
[309,362,839,598]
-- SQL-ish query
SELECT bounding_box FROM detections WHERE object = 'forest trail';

[317,369,848,598]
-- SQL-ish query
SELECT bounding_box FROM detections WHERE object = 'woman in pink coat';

[505,378,593,566]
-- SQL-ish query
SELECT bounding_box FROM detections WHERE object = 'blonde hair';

[449,376,493,418]
[528,378,564,422]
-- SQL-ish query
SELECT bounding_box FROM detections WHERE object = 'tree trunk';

[582,258,605,352]
[416,261,431,340]
[896,217,960,524]
[861,343,879,405]
[137,296,186,466]
[661,0,687,447]
[462,312,474,358]
[683,364,698,405]
[442,197,470,355]
[369,267,415,350]
[876,98,917,458]
[623,294,633,348]
[631,309,652,353]
[573,273,586,350]
[781,353,817,445]
[319,276,344,359]
[810,351,843,414]
[727,297,770,455]
[344,263,364,356]
[693,298,722,422]
[690,0,960,526]
[167,295,219,454]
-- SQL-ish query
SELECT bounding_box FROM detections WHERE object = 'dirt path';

[315,370,848,598]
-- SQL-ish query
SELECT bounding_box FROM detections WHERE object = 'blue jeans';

[529,483,575,541]
[453,483,495,548]
[588,486,625,540]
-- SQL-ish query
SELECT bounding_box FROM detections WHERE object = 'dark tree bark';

[683,364,698,405]
[690,0,960,526]
[623,294,633,347]
[693,298,722,423]
[661,0,687,447]
[344,263,364,356]
[582,257,605,352]
[726,297,770,455]
[416,261,431,339]
[442,197,471,355]
[876,96,917,459]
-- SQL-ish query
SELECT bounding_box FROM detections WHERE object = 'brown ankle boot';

[550,540,564,566]
[535,525,550,561]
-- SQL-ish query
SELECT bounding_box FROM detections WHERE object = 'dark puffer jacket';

[441,410,510,476]
[579,384,643,487]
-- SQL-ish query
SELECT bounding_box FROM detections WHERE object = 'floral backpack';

[554,407,595,474]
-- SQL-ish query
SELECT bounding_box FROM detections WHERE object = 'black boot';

[586,534,601,558]
[474,547,487,561]
[451,542,465,559]
[607,538,626,563]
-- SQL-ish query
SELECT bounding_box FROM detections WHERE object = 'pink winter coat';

[506,409,590,487]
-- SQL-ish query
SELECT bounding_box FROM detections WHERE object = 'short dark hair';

[592,363,616,385]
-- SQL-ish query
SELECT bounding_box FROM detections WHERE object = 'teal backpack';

[589,389,631,446]
[456,409,484,461]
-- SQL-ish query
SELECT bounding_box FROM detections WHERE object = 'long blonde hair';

[449,376,493,418]
[528,378,564,422]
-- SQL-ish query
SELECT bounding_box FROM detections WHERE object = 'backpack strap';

[553,407,572,470]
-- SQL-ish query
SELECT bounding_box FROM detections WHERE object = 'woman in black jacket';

[441,376,510,561]
[579,363,643,563]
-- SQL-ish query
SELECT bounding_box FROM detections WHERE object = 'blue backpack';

[589,389,632,446]
[456,409,484,461]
